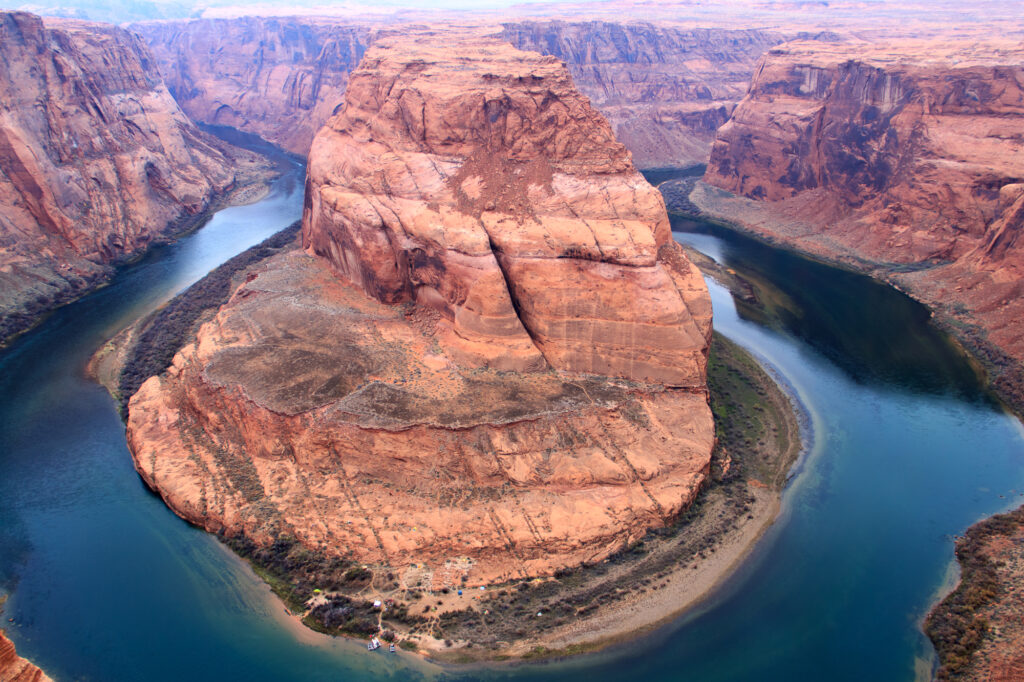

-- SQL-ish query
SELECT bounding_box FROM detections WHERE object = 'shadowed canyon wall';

[0,11,270,344]
[126,33,714,587]
[135,17,782,168]
[699,40,1024,386]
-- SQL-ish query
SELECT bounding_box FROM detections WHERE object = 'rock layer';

[0,11,271,344]
[135,17,780,167]
[0,631,52,682]
[498,21,782,168]
[136,17,371,156]
[127,34,714,586]
[700,40,1024,370]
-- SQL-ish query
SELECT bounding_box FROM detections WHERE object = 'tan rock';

[701,39,1024,368]
[0,631,52,682]
[127,33,714,586]
[0,11,272,343]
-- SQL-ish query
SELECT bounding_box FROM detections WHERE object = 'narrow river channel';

[1,154,1021,681]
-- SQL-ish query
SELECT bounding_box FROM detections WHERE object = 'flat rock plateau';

[126,32,714,594]
[0,11,276,346]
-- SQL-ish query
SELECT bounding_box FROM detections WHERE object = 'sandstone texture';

[136,17,371,156]
[127,34,714,587]
[499,21,782,168]
[135,17,779,167]
[700,40,1024,372]
[0,632,52,682]
[0,11,272,344]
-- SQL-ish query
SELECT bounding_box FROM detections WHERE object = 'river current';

[0,154,1021,681]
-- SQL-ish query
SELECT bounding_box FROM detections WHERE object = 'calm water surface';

[1,163,1021,681]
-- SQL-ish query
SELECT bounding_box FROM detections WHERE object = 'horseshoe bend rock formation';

[0,11,272,344]
[699,39,1024,380]
[126,35,714,586]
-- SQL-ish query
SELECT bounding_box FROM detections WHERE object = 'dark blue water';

[1,167,1021,681]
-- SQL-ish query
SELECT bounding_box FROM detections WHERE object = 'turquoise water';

[1,164,1021,681]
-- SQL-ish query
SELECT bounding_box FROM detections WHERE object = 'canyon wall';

[136,17,371,156]
[135,17,780,167]
[498,21,782,168]
[699,40,1024,376]
[126,33,714,587]
[0,631,51,682]
[0,11,271,344]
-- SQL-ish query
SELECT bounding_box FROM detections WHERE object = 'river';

[1,156,1021,681]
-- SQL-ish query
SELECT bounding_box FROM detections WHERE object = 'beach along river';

[1,158,1022,681]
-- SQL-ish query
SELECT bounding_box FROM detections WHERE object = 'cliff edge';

[126,33,714,588]
[0,11,273,345]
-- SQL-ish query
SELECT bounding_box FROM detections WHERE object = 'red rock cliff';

[699,40,1024,373]
[0,11,271,343]
[126,33,714,587]
[498,21,782,168]
[0,631,52,682]
[135,17,371,156]
[135,17,780,168]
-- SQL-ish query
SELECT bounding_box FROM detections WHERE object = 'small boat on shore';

[367,637,381,651]
[389,643,396,653]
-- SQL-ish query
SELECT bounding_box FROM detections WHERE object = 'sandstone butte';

[135,17,781,168]
[698,39,1024,379]
[126,33,715,588]
[0,631,52,682]
[0,11,271,345]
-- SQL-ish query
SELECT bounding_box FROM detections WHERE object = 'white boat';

[367,637,381,651]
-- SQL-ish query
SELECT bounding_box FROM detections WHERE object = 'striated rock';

[127,34,714,586]
[0,631,52,682]
[135,17,780,168]
[303,33,711,383]
[498,21,782,168]
[135,17,371,156]
[0,11,273,344]
[700,39,1024,371]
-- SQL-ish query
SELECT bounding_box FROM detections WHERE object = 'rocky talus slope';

[0,632,52,682]
[135,18,781,168]
[0,11,272,345]
[126,34,714,587]
[697,40,1024,393]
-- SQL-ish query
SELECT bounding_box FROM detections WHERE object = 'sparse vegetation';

[116,221,301,414]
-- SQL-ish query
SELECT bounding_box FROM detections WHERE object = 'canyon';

[0,11,273,346]
[125,32,714,595]
[696,39,1024,406]
[135,17,781,168]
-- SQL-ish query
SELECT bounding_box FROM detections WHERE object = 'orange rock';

[0,631,52,682]
[701,39,1024,369]
[0,11,272,343]
[136,17,780,168]
[127,33,714,586]
[303,32,711,384]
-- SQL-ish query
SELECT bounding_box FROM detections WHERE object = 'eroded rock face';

[499,21,782,168]
[303,34,711,384]
[135,17,371,156]
[0,631,52,682]
[0,11,270,344]
[135,17,779,168]
[127,34,714,586]
[701,40,1024,368]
